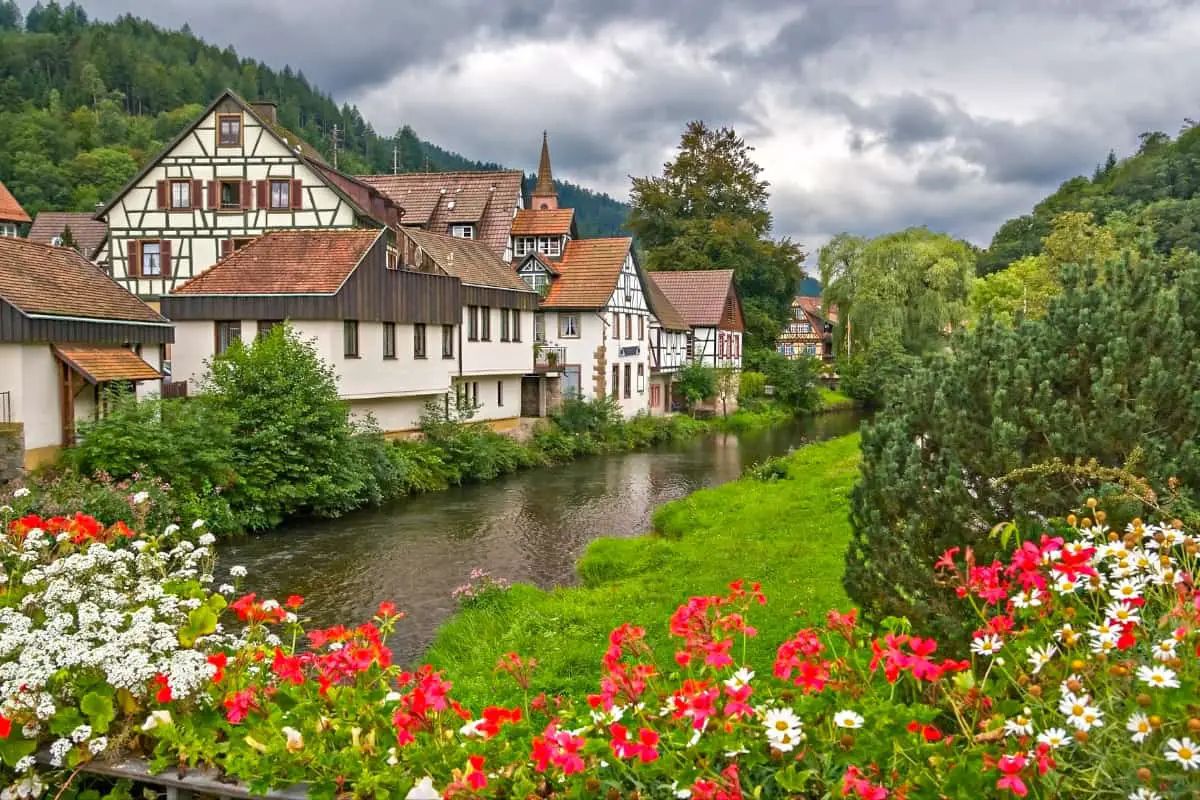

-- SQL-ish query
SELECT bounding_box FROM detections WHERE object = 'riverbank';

[426,432,861,705]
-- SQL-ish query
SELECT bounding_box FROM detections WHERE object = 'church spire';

[531,130,558,210]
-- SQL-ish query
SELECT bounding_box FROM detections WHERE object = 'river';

[220,411,863,661]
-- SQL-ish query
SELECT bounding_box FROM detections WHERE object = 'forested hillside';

[0,1,628,233]
[979,123,1200,274]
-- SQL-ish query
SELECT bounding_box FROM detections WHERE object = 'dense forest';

[979,123,1200,274]
[0,1,628,236]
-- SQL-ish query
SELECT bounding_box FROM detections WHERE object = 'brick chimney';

[250,101,278,125]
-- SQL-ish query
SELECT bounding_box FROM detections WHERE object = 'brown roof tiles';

[649,269,738,327]
[542,238,632,309]
[54,345,162,383]
[794,295,837,323]
[645,278,690,331]
[0,179,30,224]
[404,228,533,293]
[0,237,164,324]
[27,212,108,259]
[171,229,383,295]
[511,209,574,236]
[358,171,522,257]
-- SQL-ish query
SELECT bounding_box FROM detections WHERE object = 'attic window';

[450,224,474,239]
[217,114,242,147]
[0,222,17,238]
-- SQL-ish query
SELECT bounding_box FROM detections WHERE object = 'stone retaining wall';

[0,422,23,485]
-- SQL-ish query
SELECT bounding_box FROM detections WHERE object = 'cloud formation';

[81,0,1200,248]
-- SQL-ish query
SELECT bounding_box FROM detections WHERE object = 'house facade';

[400,227,538,430]
[0,237,172,469]
[0,179,30,238]
[778,296,836,361]
[96,90,401,302]
[644,279,690,416]
[160,228,462,436]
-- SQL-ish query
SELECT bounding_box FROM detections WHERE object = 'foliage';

[548,395,624,438]
[0,4,627,230]
[10,486,1197,798]
[747,349,821,413]
[738,370,767,400]
[817,387,855,412]
[743,454,790,482]
[677,362,719,411]
[819,227,975,360]
[844,253,1200,645]
[835,334,916,410]
[627,121,806,352]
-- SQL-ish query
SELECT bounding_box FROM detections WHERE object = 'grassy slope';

[426,433,862,706]
[819,387,855,411]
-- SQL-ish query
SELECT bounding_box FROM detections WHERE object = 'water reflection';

[220,412,862,661]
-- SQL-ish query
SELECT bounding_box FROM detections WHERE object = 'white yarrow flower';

[13,487,30,498]
[132,491,150,505]
[229,565,248,578]
[191,519,206,530]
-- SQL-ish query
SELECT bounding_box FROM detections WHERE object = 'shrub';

[677,362,718,412]
[845,254,1200,644]
[749,350,821,413]
[743,454,791,482]
[836,333,916,409]
[550,395,623,437]
[738,370,767,400]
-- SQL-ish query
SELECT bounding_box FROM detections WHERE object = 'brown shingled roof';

[171,229,383,295]
[645,277,690,331]
[54,345,162,383]
[358,171,522,257]
[404,228,533,293]
[0,179,30,224]
[795,295,838,323]
[542,238,632,309]
[0,237,164,324]
[649,269,737,327]
[27,212,108,259]
[511,209,574,236]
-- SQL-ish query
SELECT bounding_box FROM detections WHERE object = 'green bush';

[550,395,623,437]
[748,350,821,413]
[845,254,1200,645]
[738,370,768,400]
[743,454,791,482]
[836,334,916,409]
[676,362,718,411]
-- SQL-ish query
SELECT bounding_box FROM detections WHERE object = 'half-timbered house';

[0,179,30,238]
[399,227,538,430]
[160,228,461,436]
[778,296,836,361]
[95,90,403,302]
[0,237,172,469]
[644,280,690,416]
[518,237,652,417]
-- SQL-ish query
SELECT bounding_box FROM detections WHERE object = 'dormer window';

[521,271,549,292]
[450,224,474,239]
[514,236,561,257]
[0,222,17,237]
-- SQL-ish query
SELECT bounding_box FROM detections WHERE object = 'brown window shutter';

[221,239,234,260]
[291,179,303,210]
[128,241,140,277]
[256,180,269,209]
[240,180,252,210]
[156,180,169,209]
[207,181,218,210]
[160,240,172,277]
[191,179,203,207]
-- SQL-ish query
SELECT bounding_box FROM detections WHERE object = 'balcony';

[532,344,567,373]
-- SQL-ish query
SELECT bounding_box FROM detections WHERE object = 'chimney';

[250,101,278,125]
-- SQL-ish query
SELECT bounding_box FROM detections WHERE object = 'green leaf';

[774,766,814,793]
[0,736,37,768]
[80,690,115,731]
[179,604,219,648]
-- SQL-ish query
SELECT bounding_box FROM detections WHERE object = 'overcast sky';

[78,0,1200,248]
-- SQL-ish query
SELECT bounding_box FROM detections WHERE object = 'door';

[562,366,581,399]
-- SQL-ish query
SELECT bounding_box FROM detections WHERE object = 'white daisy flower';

[1104,602,1140,625]
[1062,696,1104,731]
[724,667,755,692]
[833,710,864,729]
[762,708,802,736]
[1053,575,1080,595]
[1027,643,1057,674]
[1126,712,1152,743]
[1151,638,1177,662]
[766,726,801,752]
[1036,728,1070,749]
[1137,665,1180,689]
[970,634,1003,657]
[1128,789,1163,800]
[1164,737,1200,770]
[1011,588,1043,609]
[1004,709,1034,737]
[1109,578,1144,601]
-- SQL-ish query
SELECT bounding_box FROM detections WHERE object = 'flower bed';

[1,499,1197,799]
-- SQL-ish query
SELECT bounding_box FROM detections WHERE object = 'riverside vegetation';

[0,324,831,537]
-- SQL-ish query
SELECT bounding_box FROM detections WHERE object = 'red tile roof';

[171,229,383,295]
[645,277,690,331]
[0,237,164,323]
[649,269,737,327]
[27,212,108,259]
[542,238,632,309]
[0,179,30,224]
[511,209,573,236]
[54,345,162,383]
[794,295,838,323]
[404,227,533,293]
[358,171,522,257]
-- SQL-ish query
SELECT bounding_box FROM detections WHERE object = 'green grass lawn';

[819,387,855,411]
[426,433,862,706]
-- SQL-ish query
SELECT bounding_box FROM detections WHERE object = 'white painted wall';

[453,376,523,424]
[692,326,743,370]
[460,303,535,378]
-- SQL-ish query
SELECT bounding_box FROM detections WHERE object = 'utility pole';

[393,144,399,174]
[330,124,340,170]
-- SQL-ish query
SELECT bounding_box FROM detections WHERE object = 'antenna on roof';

[392,144,399,175]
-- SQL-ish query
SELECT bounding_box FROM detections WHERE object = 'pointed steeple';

[531,131,558,210]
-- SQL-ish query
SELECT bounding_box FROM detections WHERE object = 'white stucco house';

[644,280,691,416]
[0,237,172,469]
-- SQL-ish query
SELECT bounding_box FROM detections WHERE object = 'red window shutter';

[128,241,140,277]
[256,180,269,209]
[160,240,172,277]
[191,179,203,208]
[156,180,168,209]
[240,180,252,210]
[221,239,234,260]
[291,179,303,210]
[206,181,218,210]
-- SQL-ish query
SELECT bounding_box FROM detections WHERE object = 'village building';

[778,295,836,361]
[358,170,524,261]
[0,179,31,238]
[399,227,539,430]
[160,228,462,436]
[644,279,690,415]
[0,237,172,469]
[95,89,403,304]
[27,212,109,263]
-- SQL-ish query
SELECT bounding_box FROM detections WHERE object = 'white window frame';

[450,224,474,239]
[536,236,561,256]
[141,242,162,276]
[0,222,17,237]
[559,313,579,338]
[515,236,536,256]
[269,179,291,210]
[170,181,191,209]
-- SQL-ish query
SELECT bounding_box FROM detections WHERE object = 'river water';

[220,411,862,661]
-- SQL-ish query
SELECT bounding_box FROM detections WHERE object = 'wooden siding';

[0,301,174,344]
[462,284,539,311]
[160,237,461,324]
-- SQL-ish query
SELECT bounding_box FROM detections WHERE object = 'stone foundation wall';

[0,422,24,485]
